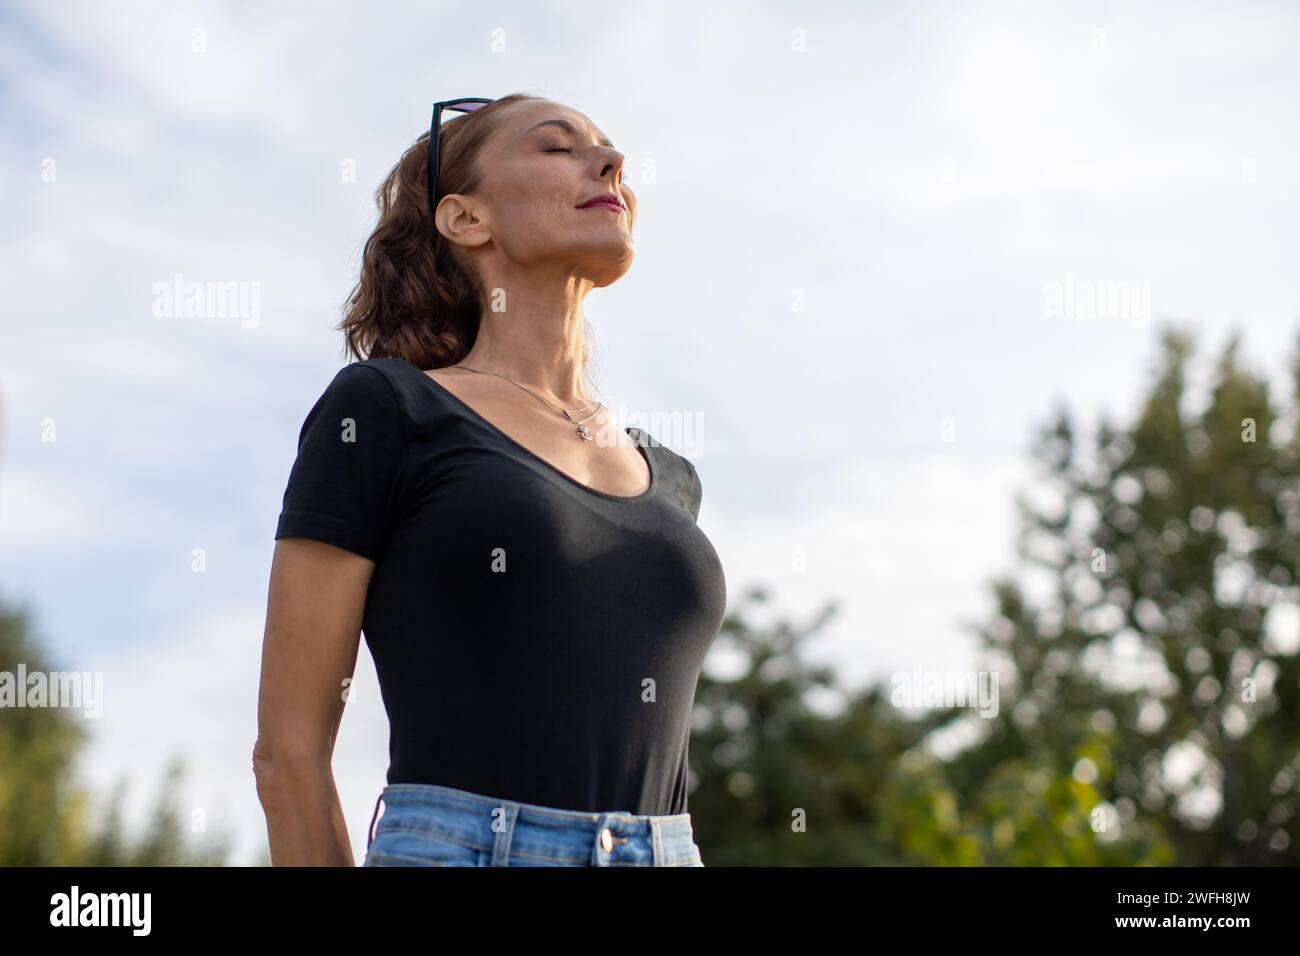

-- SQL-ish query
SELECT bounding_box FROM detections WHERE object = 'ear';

[435,194,492,248]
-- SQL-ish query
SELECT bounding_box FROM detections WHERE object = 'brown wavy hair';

[339,92,598,382]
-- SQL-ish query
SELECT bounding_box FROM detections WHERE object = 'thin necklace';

[447,365,605,442]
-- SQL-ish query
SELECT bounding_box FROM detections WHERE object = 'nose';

[595,147,626,182]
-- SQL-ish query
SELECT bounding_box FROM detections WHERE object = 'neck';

[455,268,596,406]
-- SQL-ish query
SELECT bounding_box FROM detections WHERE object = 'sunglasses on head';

[428,98,495,222]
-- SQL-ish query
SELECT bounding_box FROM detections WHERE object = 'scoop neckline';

[412,365,658,503]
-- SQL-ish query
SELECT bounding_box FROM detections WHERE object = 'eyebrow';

[525,118,615,149]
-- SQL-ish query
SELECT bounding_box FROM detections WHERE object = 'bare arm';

[254,537,375,866]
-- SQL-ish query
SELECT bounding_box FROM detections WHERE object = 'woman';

[253,93,727,866]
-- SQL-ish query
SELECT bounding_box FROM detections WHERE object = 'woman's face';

[443,99,637,286]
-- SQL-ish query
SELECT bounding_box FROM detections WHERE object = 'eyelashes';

[543,144,630,195]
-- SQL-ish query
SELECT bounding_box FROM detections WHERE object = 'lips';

[578,194,626,212]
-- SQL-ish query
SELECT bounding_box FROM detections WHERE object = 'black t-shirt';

[274,357,727,815]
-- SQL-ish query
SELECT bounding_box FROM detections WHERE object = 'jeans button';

[599,827,613,852]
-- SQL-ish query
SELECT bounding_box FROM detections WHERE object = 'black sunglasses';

[428,98,495,222]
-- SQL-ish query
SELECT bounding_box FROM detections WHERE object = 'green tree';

[0,596,234,865]
[924,324,1298,864]
[689,324,1298,865]
[956,327,1300,868]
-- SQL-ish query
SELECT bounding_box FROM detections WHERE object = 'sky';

[2,0,1299,865]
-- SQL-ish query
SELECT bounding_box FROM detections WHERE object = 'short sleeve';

[274,363,407,561]
[682,456,702,522]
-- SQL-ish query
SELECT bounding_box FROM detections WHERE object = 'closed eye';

[544,146,574,154]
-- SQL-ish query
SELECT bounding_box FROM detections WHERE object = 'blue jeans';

[363,782,705,867]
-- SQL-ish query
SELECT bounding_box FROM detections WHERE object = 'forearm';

[254,753,354,866]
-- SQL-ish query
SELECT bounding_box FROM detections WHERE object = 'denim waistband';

[366,782,701,867]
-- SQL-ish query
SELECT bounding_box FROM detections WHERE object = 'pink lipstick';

[578,193,626,212]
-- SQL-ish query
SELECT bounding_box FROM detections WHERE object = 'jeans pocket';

[365,825,484,867]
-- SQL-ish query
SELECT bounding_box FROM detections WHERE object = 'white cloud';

[0,467,172,545]
[701,451,1030,692]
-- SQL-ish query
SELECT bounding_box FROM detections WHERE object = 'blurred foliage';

[0,597,234,865]
[690,323,1299,865]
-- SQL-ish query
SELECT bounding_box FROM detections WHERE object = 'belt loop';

[366,791,384,852]
[649,818,665,867]
[490,802,518,867]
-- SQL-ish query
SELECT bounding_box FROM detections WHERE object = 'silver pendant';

[577,423,593,441]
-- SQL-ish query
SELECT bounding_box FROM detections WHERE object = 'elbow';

[252,735,329,804]
[252,735,277,803]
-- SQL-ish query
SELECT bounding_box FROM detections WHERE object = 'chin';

[588,267,633,288]
[571,238,634,282]
[585,256,634,287]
